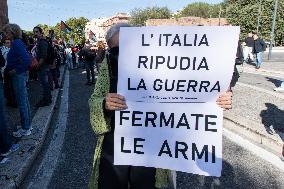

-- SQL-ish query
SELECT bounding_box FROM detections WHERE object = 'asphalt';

[0,54,283,188]
[223,60,284,157]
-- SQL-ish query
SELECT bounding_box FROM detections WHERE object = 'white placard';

[114,26,240,177]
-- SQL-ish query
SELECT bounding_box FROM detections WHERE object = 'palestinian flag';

[60,21,71,33]
[89,30,97,42]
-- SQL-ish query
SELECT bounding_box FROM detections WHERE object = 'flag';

[89,30,97,42]
[60,21,71,33]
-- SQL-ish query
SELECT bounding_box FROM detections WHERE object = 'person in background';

[53,43,62,85]
[243,32,254,63]
[3,23,32,137]
[253,32,266,70]
[71,46,78,69]
[88,23,234,189]
[48,40,60,90]
[33,26,52,107]
[81,41,96,85]
[0,36,19,160]
[65,44,73,70]
[1,37,17,108]
[95,41,106,73]
[29,37,38,81]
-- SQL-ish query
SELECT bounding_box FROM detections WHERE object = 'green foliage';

[225,0,284,45]
[36,24,50,36]
[34,17,89,46]
[177,2,224,18]
[130,6,172,26]
[64,17,89,45]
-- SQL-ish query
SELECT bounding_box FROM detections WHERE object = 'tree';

[34,17,89,46]
[0,0,9,28]
[64,17,89,45]
[225,0,284,45]
[177,2,225,18]
[130,7,172,26]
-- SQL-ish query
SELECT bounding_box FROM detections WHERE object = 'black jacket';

[0,49,5,81]
[253,38,266,53]
[245,37,254,47]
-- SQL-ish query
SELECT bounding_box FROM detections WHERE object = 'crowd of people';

[0,22,241,188]
[0,22,107,164]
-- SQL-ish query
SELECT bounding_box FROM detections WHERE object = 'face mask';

[107,47,119,79]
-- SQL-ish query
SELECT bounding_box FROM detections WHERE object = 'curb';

[0,66,67,189]
[241,66,284,77]
[223,115,283,159]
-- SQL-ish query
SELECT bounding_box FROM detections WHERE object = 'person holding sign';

[88,23,233,189]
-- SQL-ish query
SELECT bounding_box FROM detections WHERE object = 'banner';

[114,26,239,177]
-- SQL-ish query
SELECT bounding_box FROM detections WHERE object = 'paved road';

[177,136,284,189]
[263,51,284,61]
[226,69,284,133]
[21,67,284,189]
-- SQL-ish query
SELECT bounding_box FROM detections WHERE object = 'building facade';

[85,13,130,44]
[85,18,107,43]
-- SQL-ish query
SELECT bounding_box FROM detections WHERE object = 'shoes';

[0,157,9,164]
[13,128,32,138]
[16,125,33,131]
[35,99,52,107]
[0,144,20,156]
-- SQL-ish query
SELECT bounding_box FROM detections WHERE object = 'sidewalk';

[242,60,284,75]
[224,62,284,159]
[0,67,66,188]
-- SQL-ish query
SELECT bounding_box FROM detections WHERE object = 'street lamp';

[256,0,262,34]
[268,0,278,60]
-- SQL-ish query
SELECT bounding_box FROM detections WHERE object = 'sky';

[8,0,223,31]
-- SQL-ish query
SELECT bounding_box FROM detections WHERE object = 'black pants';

[98,131,157,189]
[85,61,95,83]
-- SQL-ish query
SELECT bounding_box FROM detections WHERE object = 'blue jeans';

[256,51,263,68]
[11,72,31,130]
[0,81,12,153]
[38,65,52,101]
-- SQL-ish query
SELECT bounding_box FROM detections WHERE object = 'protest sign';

[114,26,239,177]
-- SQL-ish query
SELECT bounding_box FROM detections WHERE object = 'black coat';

[253,38,266,53]
[0,49,5,81]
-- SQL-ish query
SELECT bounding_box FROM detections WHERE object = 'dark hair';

[33,26,43,34]
[21,31,31,47]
